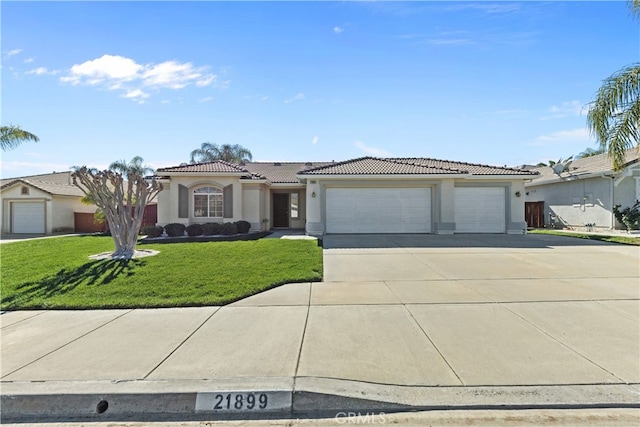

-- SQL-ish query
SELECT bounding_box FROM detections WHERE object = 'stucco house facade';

[0,172,97,234]
[524,150,640,230]
[155,157,537,236]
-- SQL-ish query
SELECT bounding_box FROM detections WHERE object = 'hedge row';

[142,220,252,238]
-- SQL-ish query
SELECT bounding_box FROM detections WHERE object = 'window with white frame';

[193,186,223,218]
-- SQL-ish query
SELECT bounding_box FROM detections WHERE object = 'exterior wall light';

[515,191,521,197]
[311,191,316,198]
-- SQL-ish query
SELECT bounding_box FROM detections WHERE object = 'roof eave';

[156,171,251,177]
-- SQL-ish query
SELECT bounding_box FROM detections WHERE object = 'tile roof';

[528,149,639,185]
[299,157,537,176]
[156,160,250,174]
[156,161,332,184]
[244,162,332,183]
[155,157,537,183]
[1,172,86,197]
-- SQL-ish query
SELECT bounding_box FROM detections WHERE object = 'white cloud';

[284,93,305,103]
[542,100,585,119]
[60,54,219,102]
[312,136,319,145]
[122,88,150,104]
[533,128,591,145]
[4,49,23,57]
[24,57,35,63]
[26,67,58,76]
[354,141,391,157]
[61,55,142,85]
[333,26,344,34]
[261,96,269,101]
[198,96,214,103]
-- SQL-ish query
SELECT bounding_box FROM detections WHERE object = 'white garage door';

[12,202,46,233]
[455,187,506,233]
[326,188,431,233]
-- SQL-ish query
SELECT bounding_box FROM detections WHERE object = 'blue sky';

[2,1,638,178]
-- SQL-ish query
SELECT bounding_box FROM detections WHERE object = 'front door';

[525,201,545,228]
[273,193,289,228]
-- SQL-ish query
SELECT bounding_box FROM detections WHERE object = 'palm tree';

[0,125,39,151]
[577,147,605,158]
[586,1,640,171]
[190,142,253,164]
[109,156,155,177]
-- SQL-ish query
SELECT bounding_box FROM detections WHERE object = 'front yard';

[0,236,323,310]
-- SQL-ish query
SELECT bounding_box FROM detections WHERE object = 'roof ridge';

[402,157,533,173]
[300,156,373,173]
[157,159,250,173]
[384,157,467,174]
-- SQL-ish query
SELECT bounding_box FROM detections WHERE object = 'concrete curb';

[2,378,639,422]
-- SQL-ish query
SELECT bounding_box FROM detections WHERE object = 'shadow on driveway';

[321,233,619,249]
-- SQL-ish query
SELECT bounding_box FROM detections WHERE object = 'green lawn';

[0,236,323,310]
[528,229,640,246]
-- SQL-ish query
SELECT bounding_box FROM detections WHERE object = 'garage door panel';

[455,187,505,233]
[12,202,46,234]
[327,188,431,234]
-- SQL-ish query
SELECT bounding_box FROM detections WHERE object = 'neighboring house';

[524,150,640,230]
[0,172,97,234]
[155,157,537,236]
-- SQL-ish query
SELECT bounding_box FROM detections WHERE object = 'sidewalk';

[1,234,639,422]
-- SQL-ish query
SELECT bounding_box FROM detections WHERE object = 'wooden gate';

[525,201,545,229]
[74,204,157,233]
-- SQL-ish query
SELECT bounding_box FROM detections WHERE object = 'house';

[524,150,640,230]
[155,157,537,236]
[0,172,97,234]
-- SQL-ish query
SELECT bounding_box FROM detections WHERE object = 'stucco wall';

[53,196,96,232]
[526,177,614,228]
[304,177,526,236]
[1,184,95,233]
[1,184,51,233]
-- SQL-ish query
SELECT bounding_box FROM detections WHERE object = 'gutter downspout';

[603,175,615,229]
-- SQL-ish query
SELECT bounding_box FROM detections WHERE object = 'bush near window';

[164,223,186,237]
[220,222,238,235]
[202,222,222,235]
[186,223,204,237]
[235,220,251,234]
[142,225,164,238]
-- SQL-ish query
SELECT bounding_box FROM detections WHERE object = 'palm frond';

[0,125,40,151]
[587,63,640,170]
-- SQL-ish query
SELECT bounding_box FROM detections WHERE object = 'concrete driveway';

[2,233,639,420]
[311,233,640,387]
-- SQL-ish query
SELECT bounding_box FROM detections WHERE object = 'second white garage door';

[455,187,506,233]
[326,188,431,233]
[12,201,46,233]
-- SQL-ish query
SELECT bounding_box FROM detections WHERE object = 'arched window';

[193,186,223,218]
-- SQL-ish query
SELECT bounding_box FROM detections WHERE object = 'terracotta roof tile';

[156,160,250,174]
[299,157,536,176]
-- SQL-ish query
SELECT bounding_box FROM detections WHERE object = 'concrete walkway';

[1,234,639,422]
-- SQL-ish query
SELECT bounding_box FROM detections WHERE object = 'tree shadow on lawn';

[3,259,144,309]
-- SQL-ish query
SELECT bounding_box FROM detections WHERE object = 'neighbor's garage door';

[455,187,505,233]
[12,202,46,233]
[326,188,431,233]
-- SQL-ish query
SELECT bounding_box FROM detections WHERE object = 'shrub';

[186,223,204,237]
[142,225,164,238]
[220,222,238,235]
[202,222,222,235]
[235,220,251,234]
[164,223,186,237]
[613,202,640,230]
